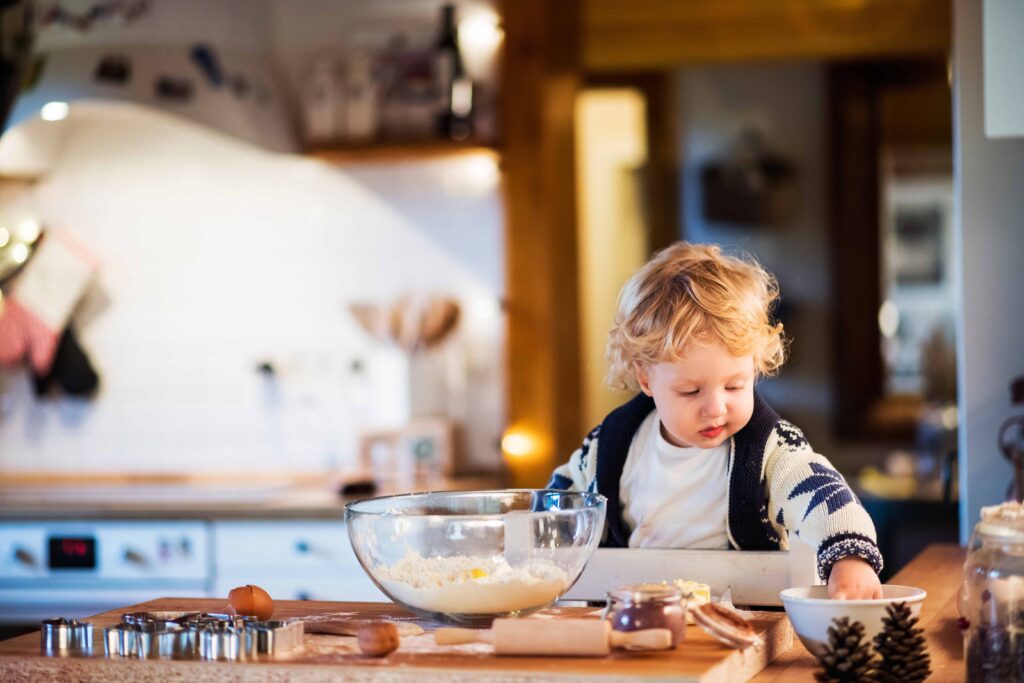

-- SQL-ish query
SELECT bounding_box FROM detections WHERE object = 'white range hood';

[4,44,297,153]
[0,0,298,176]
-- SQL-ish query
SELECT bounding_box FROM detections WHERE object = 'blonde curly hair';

[606,242,787,391]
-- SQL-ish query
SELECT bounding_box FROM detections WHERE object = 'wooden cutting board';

[0,597,792,683]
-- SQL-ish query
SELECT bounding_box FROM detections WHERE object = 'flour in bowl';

[375,551,570,614]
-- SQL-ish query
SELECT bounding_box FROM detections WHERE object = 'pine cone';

[873,601,931,683]
[815,617,877,683]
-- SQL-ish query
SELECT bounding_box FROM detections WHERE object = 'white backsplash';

[0,102,505,474]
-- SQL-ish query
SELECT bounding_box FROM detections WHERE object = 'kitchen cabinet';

[983,0,1024,137]
[0,520,211,624]
[211,520,384,602]
[0,474,497,623]
[0,517,386,625]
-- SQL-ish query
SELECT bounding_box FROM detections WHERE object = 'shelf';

[0,173,40,184]
[306,139,499,165]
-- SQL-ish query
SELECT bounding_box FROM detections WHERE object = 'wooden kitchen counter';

[0,600,792,682]
[0,472,501,520]
[0,544,966,682]
[753,543,966,682]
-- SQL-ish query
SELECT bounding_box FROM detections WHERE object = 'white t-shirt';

[619,411,731,549]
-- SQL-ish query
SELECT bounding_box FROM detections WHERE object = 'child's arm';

[763,421,883,597]
[546,426,601,492]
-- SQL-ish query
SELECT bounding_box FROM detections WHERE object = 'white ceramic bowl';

[780,585,927,656]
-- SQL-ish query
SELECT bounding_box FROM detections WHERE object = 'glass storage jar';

[606,583,686,648]
[961,503,1024,682]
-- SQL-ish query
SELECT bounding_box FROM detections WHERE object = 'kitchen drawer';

[212,520,357,570]
[213,572,386,603]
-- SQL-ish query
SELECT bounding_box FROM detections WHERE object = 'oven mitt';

[32,326,99,397]
[0,296,56,371]
[0,231,97,375]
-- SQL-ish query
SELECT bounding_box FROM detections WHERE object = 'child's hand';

[827,557,882,600]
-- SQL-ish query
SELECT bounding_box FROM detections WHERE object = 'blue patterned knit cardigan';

[547,391,883,581]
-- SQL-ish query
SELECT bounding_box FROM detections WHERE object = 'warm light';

[878,300,900,338]
[466,293,500,321]
[0,227,9,248]
[459,13,503,53]
[467,154,499,187]
[501,429,537,459]
[445,153,500,195]
[941,406,958,430]
[40,101,69,122]
[502,426,553,488]
[10,243,29,264]
[16,218,40,242]
[458,10,502,81]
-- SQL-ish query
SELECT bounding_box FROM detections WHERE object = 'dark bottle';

[434,3,473,141]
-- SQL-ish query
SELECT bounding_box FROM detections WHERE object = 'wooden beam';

[500,0,584,486]
[829,59,951,440]
[829,64,883,439]
[582,0,951,72]
[638,73,681,253]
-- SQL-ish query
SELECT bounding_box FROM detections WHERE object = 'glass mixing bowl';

[344,489,607,626]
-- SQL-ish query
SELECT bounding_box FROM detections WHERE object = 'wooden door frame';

[828,58,951,440]
[500,0,584,485]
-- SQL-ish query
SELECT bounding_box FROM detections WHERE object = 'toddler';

[548,242,882,599]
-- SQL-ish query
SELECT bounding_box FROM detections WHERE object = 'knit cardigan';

[547,391,883,581]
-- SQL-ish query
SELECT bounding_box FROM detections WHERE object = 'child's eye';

[677,389,699,397]
[726,385,743,391]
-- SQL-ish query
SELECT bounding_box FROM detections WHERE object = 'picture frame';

[358,417,455,485]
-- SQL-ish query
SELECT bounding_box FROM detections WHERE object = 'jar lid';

[977,502,1024,541]
[607,583,682,604]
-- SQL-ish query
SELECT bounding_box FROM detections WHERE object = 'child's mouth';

[699,425,724,439]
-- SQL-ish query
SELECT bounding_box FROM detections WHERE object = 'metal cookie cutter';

[103,612,304,662]
[41,618,94,656]
[244,620,304,658]
[105,611,197,659]
[105,622,191,660]
[194,612,256,629]
[121,611,201,627]
[198,620,244,661]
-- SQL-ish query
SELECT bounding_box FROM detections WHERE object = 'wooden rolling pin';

[435,618,672,656]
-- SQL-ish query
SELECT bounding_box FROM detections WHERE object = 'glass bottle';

[605,583,686,648]
[433,4,473,141]
[961,505,1024,682]
[300,53,341,145]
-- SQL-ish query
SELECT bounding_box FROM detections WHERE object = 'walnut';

[357,622,400,657]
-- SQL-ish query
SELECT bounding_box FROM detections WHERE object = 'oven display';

[48,537,97,569]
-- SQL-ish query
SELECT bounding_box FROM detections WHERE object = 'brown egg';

[228,584,274,620]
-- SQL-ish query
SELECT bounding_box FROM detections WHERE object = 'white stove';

[0,520,212,623]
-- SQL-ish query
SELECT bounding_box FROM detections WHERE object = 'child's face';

[636,342,756,448]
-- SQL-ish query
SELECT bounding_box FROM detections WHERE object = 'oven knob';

[13,547,36,567]
[122,549,148,566]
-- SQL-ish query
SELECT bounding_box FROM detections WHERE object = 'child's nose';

[701,392,727,417]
